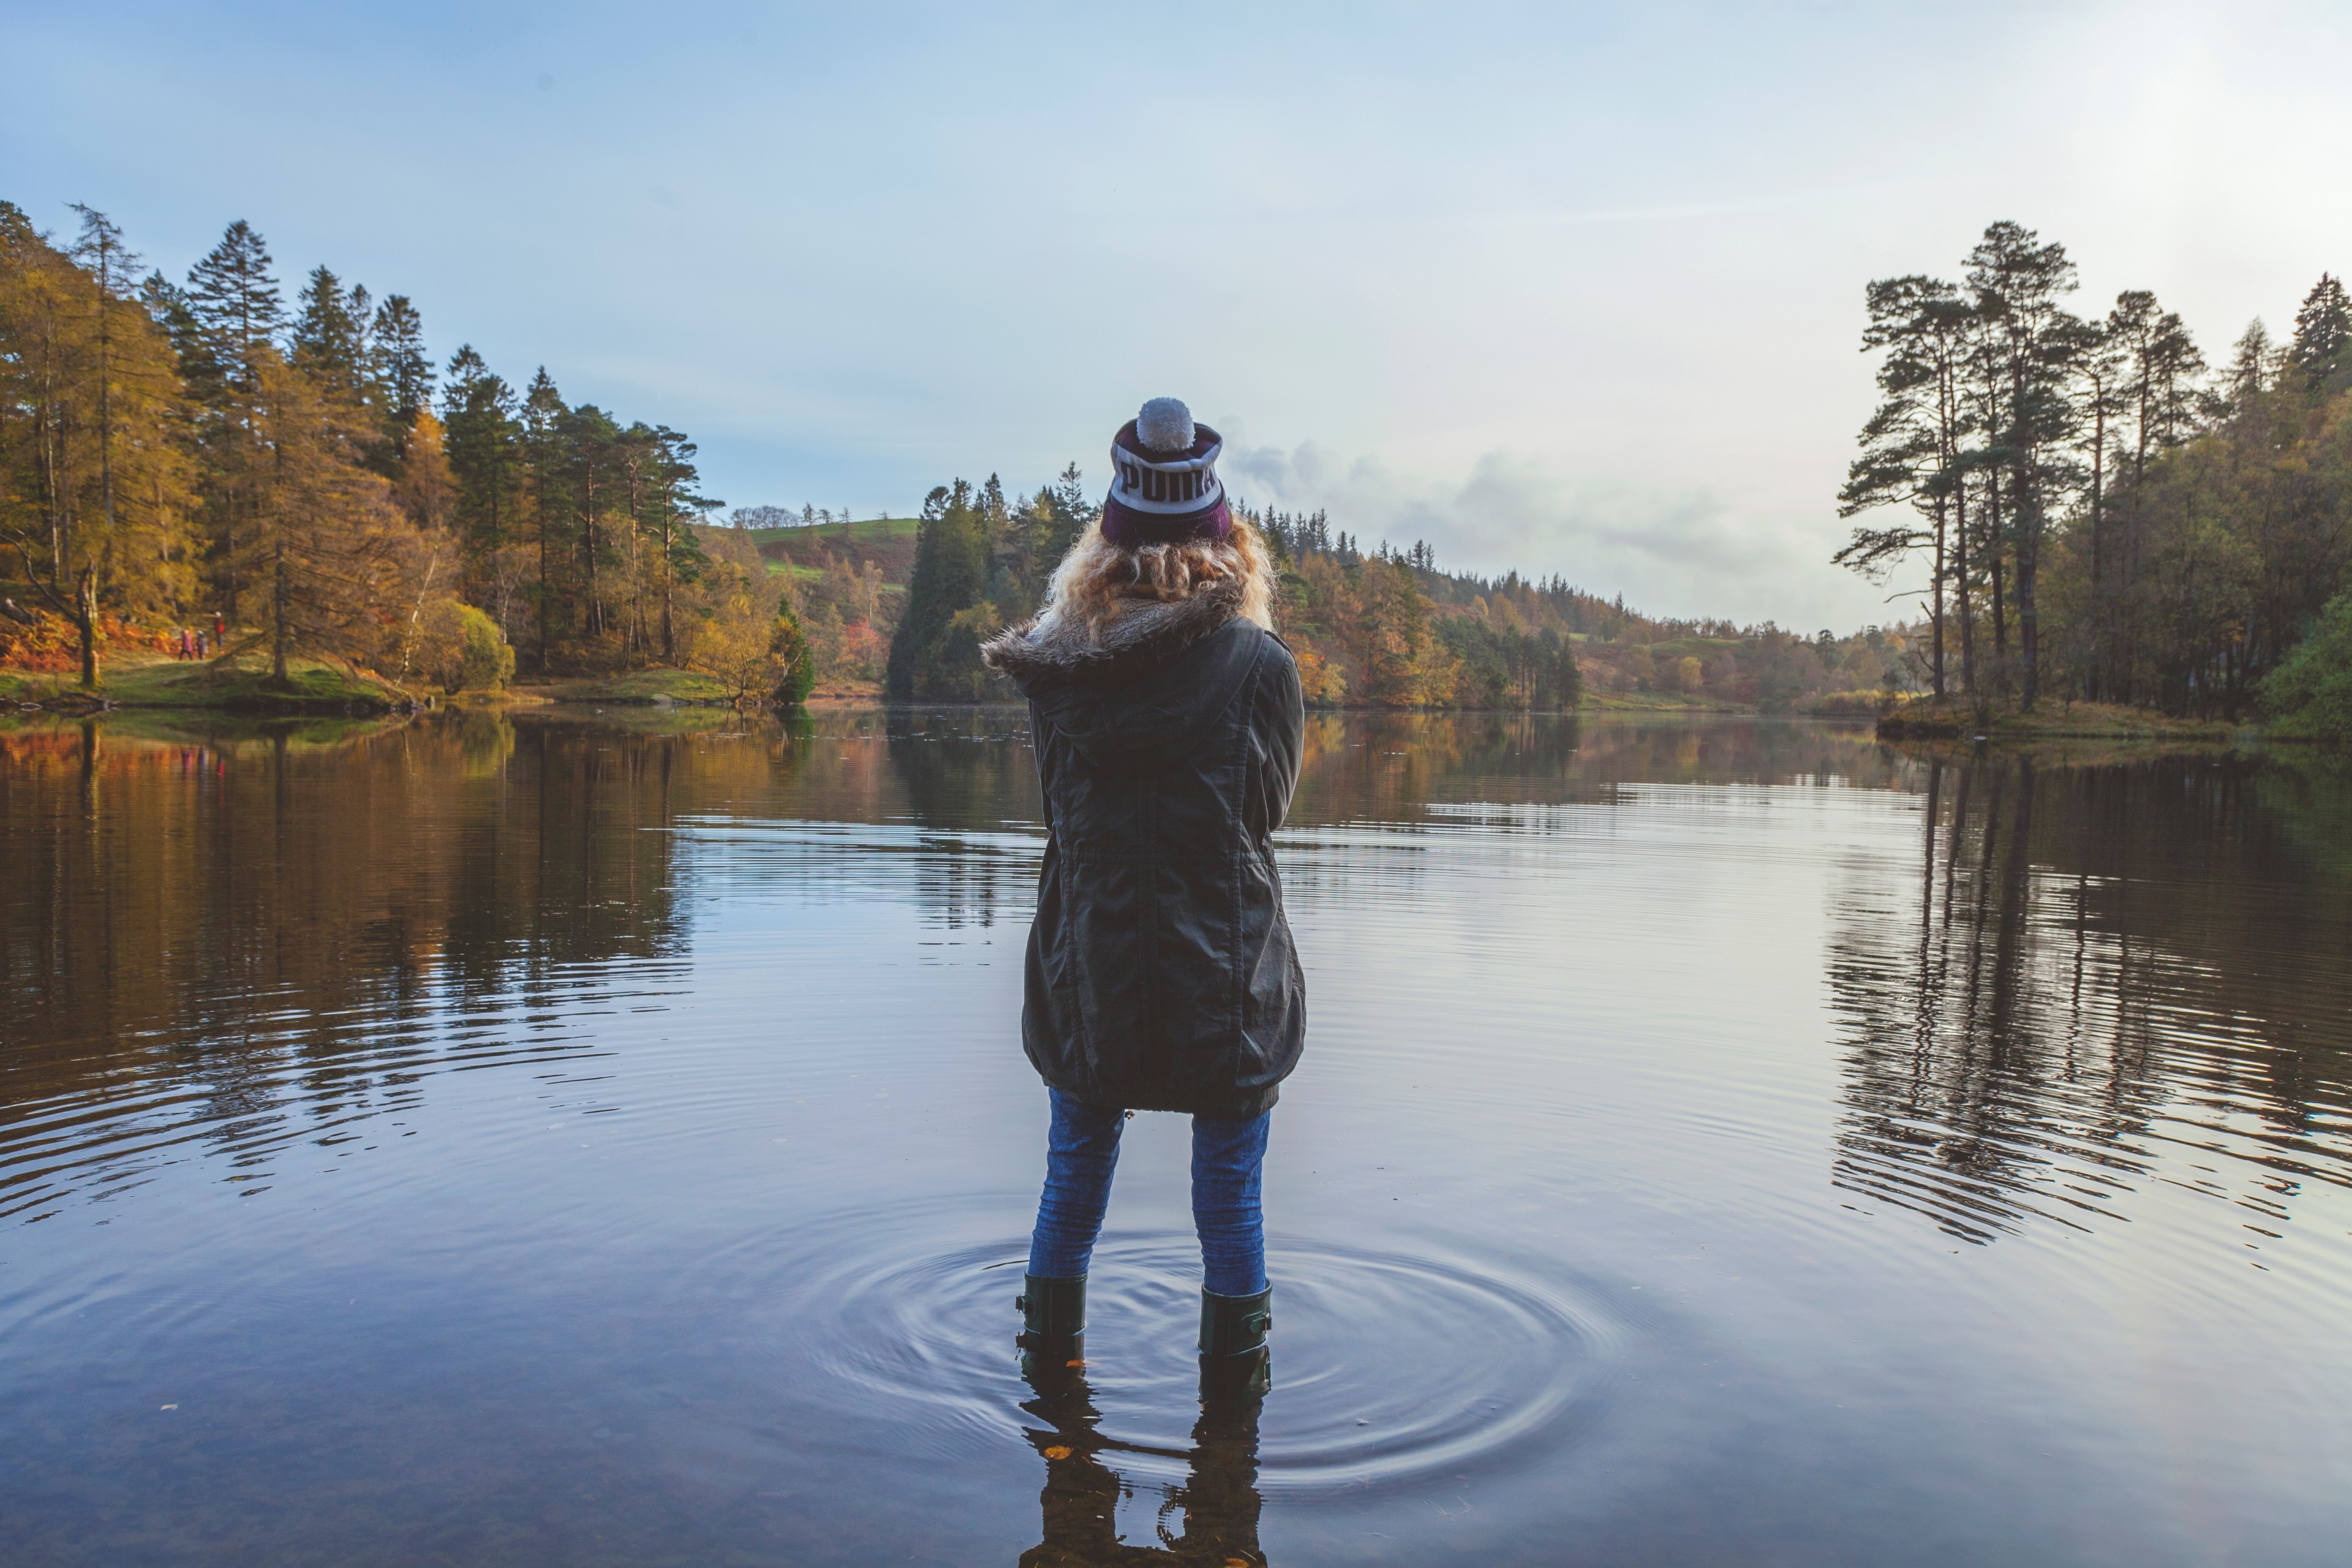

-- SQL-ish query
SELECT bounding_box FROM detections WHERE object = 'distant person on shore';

[982,398,1306,1402]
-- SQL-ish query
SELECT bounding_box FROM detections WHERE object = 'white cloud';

[1226,441,1890,631]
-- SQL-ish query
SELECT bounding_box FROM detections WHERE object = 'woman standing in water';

[983,398,1306,1400]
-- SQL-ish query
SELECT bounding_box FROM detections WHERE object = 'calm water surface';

[2,709,2348,1565]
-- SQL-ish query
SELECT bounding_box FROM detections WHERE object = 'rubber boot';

[1017,1273,1087,1382]
[1197,1286,1273,1406]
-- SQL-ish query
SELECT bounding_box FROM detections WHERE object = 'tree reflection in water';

[12,710,2345,1259]
[0,710,704,1219]
[1828,748,2352,1247]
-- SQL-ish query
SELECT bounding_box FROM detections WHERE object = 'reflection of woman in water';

[983,398,1306,1400]
[1017,1358,1267,1567]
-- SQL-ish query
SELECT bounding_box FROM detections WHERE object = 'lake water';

[3,708,2348,1566]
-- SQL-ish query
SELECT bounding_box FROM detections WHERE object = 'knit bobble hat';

[1102,398,1231,548]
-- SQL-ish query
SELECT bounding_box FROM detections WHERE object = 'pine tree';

[440,350,513,532]
[2290,274,2351,393]
[888,480,992,699]
[1836,274,1977,699]
[559,402,623,646]
[632,424,712,661]
[521,367,566,668]
[2227,319,2271,396]
[140,273,208,393]
[1964,220,2086,710]
[185,220,282,379]
[2108,292,2205,457]
[66,207,134,554]
[614,422,660,654]
[771,595,816,704]
[369,294,432,458]
[290,266,370,399]
[1020,461,1095,585]
[1539,628,1581,709]
[183,220,287,622]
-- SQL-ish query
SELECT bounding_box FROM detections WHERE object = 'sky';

[7,1,2351,628]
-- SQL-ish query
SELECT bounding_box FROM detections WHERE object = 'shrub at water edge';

[2261,590,2352,744]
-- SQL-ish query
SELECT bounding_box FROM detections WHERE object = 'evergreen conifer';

[2291,274,2352,392]
[772,596,816,705]
[888,480,992,699]
[291,266,369,398]
[369,295,432,458]
[186,220,282,382]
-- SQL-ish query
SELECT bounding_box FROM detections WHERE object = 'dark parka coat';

[982,577,1306,1118]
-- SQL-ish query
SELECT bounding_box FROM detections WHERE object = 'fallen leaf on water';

[1042,1445,1072,1460]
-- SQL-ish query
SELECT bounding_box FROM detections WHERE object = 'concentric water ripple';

[668,1196,1628,1494]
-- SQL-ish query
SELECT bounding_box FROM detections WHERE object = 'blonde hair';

[1040,515,1276,637]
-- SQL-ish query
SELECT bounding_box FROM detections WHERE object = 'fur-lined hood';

[981,576,1246,687]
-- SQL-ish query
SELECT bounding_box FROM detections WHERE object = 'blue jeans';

[1027,1089,1270,1297]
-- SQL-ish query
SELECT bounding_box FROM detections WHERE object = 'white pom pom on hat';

[1136,396,1196,454]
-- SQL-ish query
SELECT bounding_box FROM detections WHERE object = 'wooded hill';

[872,476,1920,712]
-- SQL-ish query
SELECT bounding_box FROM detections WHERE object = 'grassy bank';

[4,652,407,713]
[507,668,737,704]
[1877,696,2243,742]
[1580,690,1752,714]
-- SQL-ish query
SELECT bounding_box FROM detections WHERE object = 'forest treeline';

[882,475,1917,710]
[884,465,1928,710]
[0,200,827,698]
[1839,219,2352,728]
[6,194,1945,715]
[882,470,1602,706]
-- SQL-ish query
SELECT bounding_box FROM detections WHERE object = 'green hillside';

[746,516,921,591]
[740,516,919,548]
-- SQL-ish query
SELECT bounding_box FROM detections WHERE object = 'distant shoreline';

[10,655,2307,750]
